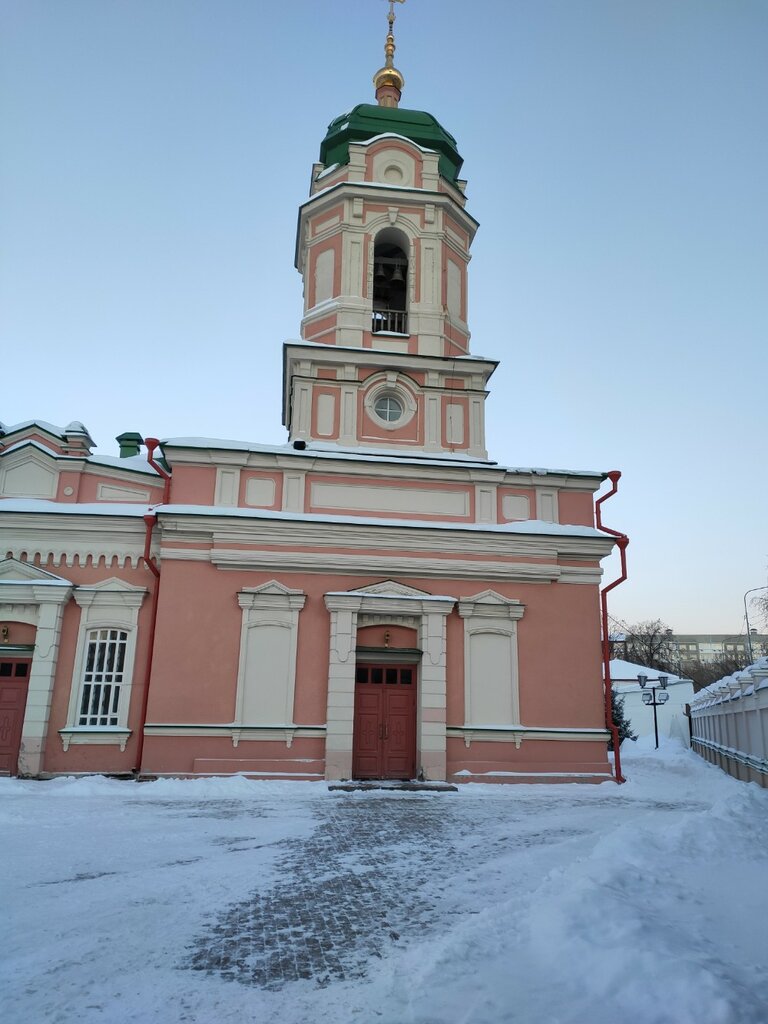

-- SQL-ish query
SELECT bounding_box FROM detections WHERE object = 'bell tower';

[283,4,497,460]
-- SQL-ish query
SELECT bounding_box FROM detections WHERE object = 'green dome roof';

[319,103,463,183]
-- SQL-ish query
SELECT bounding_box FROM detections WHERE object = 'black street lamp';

[637,673,670,750]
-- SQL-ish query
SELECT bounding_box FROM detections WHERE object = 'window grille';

[78,628,127,726]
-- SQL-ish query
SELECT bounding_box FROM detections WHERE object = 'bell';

[390,264,405,283]
[374,262,387,281]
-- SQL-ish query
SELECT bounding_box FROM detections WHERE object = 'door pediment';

[0,558,72,585]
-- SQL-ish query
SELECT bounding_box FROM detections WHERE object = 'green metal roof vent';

[319,103,464,183]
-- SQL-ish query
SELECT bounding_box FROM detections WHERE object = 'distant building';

[673,634,768,666]
[610,632,768,667]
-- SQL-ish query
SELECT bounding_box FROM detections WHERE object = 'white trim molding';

[324,581,455,782]
[64,578,148,742]
[447,725,609,748]
[235,581,306,729]
[458,590,525,730]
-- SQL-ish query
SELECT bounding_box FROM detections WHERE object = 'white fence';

[689,656,768,788]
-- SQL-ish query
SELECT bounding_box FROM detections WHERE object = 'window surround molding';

[363,372,418,431]
[458,590,525,729]
[235,581,306,730]
[61,578,147,751]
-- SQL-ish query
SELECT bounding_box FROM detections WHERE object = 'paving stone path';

[184,796,455,990]
[182,790,698,992]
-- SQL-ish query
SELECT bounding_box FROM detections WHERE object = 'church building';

[0,9,624,783]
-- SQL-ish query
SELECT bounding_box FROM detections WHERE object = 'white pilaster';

[324,594,363,780]
[19,586,73,775]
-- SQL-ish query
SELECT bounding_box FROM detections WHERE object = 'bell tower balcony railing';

[371,308,408,335]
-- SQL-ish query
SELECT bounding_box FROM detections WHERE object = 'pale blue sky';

[2,0,766,633]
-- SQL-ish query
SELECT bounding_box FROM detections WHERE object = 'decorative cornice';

[158,516,612,559]
[1,514,153,569]
[298,180,479,234]
[215,550,561,582]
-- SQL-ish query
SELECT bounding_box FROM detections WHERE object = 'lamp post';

[743,586,768,662]
[637,673,669,750]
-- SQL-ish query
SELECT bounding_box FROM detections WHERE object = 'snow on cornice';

[0,499,150,517]
[1,498,612,539]
[160,436,603,478]
[87,453,159,476]
[348,131,438,154]
[155,504,607,539]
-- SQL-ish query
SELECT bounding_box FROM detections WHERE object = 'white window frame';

[373,392,405,423]
[61,579,147,751]
[76,627,129,726]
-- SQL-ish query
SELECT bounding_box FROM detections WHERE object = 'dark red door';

[0,658,31,776]
[353,664,416,780]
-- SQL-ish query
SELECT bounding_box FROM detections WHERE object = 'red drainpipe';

[133,439,172,777]
[595,470,629,784]
[144,438,171,504]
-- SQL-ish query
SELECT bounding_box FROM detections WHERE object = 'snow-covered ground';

[3,740,767,1024]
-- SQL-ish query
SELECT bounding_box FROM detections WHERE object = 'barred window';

[78,628,127,726]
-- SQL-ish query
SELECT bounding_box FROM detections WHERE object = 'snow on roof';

[1,419,67,439]
[0,496,611,539]
[350,131,439,154]
[302,178,440,207]
[0,577,72,587]
[160,436,603,478]
[0,438,159,476]
[87,453,160,476]
[692,656,768,704]
[157,503,607,538]
[285,338,497,365]
[314,162,341,181]
[608,658,692,689]
[0,499,150,518]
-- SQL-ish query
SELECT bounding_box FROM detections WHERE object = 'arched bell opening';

[372,228,409,336]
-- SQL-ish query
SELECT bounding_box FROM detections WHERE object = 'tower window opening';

[372,236,408,335]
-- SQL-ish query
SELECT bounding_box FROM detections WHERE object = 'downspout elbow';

[142,512,160,579]
[144,437,171,504]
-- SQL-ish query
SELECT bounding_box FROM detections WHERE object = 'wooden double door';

[352,663,417,780]
[0,658,31,776]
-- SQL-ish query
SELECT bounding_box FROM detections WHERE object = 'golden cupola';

[373,0,406,107]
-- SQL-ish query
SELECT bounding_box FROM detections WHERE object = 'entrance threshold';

[329,780,458,793]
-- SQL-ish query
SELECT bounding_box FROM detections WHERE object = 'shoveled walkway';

[185,794,461,989]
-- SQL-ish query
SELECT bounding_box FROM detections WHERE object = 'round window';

[373,393,404,423]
